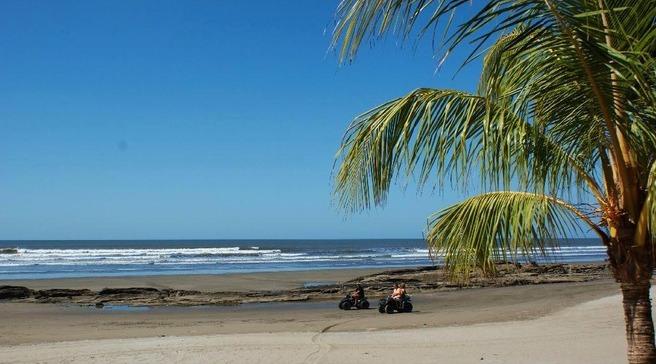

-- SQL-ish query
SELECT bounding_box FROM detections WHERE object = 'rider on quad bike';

[339,284,370,310]
[379,283,413,314]
[353,284,364,301]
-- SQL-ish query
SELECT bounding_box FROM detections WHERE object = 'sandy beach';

[0,290,632,364]
[0,266,639,363]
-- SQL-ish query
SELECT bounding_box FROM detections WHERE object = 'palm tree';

[330,1,656,363]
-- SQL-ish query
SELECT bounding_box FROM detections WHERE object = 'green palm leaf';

[334,87,605,212]
[426,191,602,276]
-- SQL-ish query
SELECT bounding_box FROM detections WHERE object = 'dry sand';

[0,270,641,363]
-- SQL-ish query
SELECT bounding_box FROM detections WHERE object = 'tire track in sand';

[304,319,356,364]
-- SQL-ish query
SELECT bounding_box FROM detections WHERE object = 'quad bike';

[338,293,370,310]
[378,295,413,314]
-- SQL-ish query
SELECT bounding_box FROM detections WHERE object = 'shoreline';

[0,267,390,291]
[0,259,605,283]
[0,263,611,307]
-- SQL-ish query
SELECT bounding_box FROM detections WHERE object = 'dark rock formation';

[98,287,160,296]
[1,263,611,307]
[35,289,93,298]
[0,286,32,299]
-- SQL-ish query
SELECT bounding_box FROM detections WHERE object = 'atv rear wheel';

[403,302,413,313]
[359,300,370,309]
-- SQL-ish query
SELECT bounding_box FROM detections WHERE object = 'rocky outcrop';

[0,263,611,307]
[35,289,93,298]
[0,286,32,299]
[98,287,160,296]
[337,263,610,292]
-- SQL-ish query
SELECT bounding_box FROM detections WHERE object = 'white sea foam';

[0,244,606,269]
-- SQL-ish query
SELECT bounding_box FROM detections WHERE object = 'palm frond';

[332,0,443,63]
[426,191,603,276]
[333,1,656,139]
[636,162,656,247]
[333,87,605,211]
[334,88,485,211]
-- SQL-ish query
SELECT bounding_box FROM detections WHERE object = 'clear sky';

[0,1,486,240]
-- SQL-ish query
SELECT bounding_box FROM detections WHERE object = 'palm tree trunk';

[621,282,656,364]
[608,222,656,363]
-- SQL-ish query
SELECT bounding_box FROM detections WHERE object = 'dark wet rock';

[319,288,340,294]
[0,248,18,254]
[95,302,104,308]
[98,287,160,296]
[0,286,32,299]
[340,262,610,294]
[162,289,201,297]
[36,289,93,298]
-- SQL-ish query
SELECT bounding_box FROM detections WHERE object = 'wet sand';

[0,279,618,345]
[1,268,387,292]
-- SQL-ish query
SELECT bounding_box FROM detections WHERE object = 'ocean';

[0,239,606,280]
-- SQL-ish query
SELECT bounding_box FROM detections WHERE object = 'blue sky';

[0,1,489,240]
